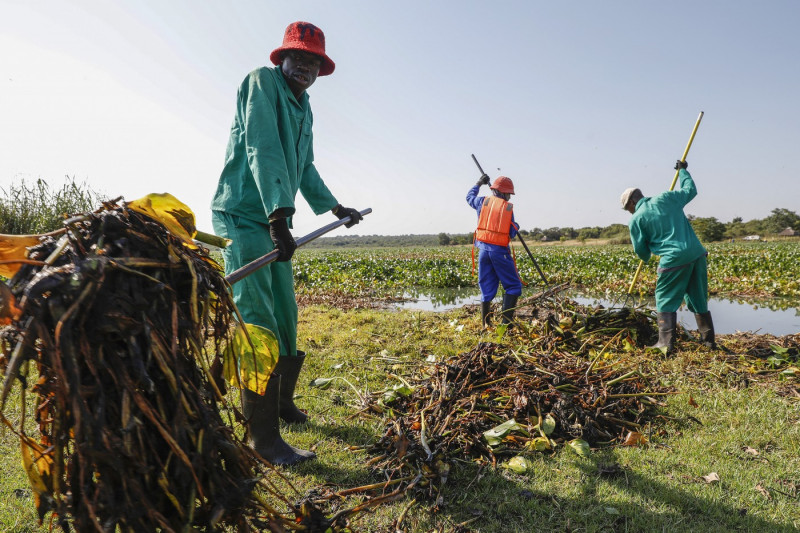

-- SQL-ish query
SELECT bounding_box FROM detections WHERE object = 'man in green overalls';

[211,21,362,465]
[620,160,716,353]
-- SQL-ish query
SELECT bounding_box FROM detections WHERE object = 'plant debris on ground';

[330,291,798,511]
[344,297,673,503]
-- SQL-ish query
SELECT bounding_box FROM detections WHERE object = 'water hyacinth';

[292,242,800,301]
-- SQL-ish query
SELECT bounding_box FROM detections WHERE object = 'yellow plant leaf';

[20,434,56,521]
[528,436,551,452]
[622,431,648,446]
[568,438,591,457]
[504,456,531,474]
[20,435,53,494]
[0,233,42,278]
[223,323,279,395]
[127,193,198,249]
[0,282,22,325]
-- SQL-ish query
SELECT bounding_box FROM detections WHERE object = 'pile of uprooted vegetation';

[339,298,672,502]
[0,198,360,532]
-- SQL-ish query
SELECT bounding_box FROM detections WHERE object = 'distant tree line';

[687,208,800,242]
[1,178,796,247]
[304,234,444,248]
[309,208,800,248]
[434,223,632,246]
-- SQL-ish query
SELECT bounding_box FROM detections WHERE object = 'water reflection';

[400,287,481,310]
[608,292,799,313]
[394,287,800,336]
[572,292,800,336]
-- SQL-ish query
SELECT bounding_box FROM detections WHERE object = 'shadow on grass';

[429,450,799,533]
[288,441,798,533]
[571,451,798,532]
[289,418,384,487]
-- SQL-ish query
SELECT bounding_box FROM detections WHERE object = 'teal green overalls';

[211,66,338,356]
[628,169,709,313]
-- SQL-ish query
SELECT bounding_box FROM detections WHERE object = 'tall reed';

[0,176,102,234]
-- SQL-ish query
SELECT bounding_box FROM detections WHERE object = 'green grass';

[2,305,798,532]
[290,307,799,532]
[1,386,42,533]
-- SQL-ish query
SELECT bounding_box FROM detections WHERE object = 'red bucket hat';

[270,21,335,76]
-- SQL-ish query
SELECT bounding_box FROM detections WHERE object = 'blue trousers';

[478,248,522,302]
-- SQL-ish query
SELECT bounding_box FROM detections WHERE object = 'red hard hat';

[490,176,515,194]
[270,21,335,76]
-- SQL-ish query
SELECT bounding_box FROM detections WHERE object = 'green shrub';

[608,236,631,245]
[0,177,103,234]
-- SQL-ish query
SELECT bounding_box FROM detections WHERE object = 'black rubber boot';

[694,311,717,349]
[501,293,520,325]
[649,312,677,353]
[241,377,316,466]
[481,301,493,328]
[274,352,308,424]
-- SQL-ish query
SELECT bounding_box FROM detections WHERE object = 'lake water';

[394,288,800,336]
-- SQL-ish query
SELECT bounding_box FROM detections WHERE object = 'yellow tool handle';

[626,261,644,295]
[626,111,704,296]
[669,111,704,191]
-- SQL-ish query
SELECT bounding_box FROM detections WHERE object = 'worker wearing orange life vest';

[467,174,522,327]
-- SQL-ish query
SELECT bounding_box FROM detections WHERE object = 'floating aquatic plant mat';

[0,197,362,532]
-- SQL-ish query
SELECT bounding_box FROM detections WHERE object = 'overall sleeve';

[241,72,297,218]
[298,141,338,214]
[509,214,519,239]
[667,169,697,208]
[629,219,652,263]
[466,184,484,212]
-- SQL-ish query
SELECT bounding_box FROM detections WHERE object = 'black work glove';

[476,174,490,186]
[269,217,296,261]
[674,159,688,170]
[332,204,363,228]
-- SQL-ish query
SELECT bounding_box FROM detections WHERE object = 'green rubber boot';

[241,376,315,466]
[275,353,308,424]
[694,311,717,349]
[501,293,520,325]
[649,312,677,354]
[481,301,493,328]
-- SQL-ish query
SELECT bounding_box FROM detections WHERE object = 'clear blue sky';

[2,1,798,237]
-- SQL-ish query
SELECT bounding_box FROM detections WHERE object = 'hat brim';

[270,46,335,76]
